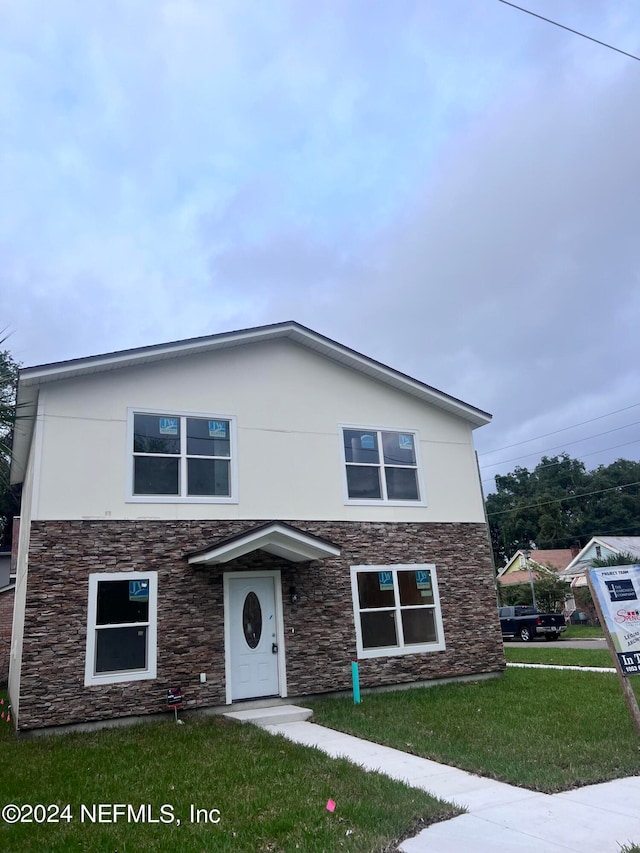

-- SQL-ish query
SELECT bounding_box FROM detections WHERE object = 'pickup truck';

[499,606,567,642]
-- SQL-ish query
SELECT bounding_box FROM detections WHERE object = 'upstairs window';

[341,426,424,505]
[128,409,237,502]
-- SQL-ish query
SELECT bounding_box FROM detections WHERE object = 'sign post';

[167,687,184,724]
[586,565,640,737]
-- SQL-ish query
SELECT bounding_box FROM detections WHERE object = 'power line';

[497,0,640,62]
[480,421,640,470]
[486,479,640,517]
[481,438,640,487]
[534,523,640,548]
[478,402,640,457]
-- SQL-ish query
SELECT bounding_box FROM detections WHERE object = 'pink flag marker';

[326,799,336,812]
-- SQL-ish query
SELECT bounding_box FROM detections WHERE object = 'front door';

[227,574,280,701]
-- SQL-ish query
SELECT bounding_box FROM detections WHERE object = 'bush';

[499,574,568,612]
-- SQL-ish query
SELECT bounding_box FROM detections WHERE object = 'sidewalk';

[265,720,640,852]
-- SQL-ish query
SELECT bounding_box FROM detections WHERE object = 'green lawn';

[3,655,640,848]
[563,624,604,639]
[309,667,640,793]
[0,703,458,853]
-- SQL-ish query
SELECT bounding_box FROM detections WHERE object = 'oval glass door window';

[242,591,262,649]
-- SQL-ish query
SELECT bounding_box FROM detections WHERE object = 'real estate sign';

[587,564,640,736]
[588,565,640,676]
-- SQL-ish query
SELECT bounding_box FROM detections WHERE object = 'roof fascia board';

[9,386,39,485]
[188,522,341,565]
[17,321,491,427]
[563,536,613,574]
[598,536,637,553]
[292,328,490,426]
[498,549,526,576]
[18,324,293,386]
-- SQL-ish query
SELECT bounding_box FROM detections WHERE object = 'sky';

[2,0,640,494]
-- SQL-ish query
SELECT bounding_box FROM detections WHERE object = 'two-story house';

[9,322,504,732]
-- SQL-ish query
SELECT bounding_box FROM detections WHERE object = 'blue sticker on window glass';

[415,570,431,590]
[208,420,228,438]
[159,417,179,435]
[399,434,413,450]
[129,580,149,602]
[361,434,375,450]
[378,571,393,591]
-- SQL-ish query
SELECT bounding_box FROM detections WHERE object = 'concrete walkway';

[264,719,640,852]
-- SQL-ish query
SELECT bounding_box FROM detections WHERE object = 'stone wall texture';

[17,519,505,730]
[0,586,14,685]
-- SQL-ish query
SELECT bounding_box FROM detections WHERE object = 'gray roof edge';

[16,320,491,426]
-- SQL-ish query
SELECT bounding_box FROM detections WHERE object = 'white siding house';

[9,322,504,731]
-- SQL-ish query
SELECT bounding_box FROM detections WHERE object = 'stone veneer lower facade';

[15,519,505,730]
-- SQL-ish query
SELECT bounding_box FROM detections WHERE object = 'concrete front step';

[223,704,313,727]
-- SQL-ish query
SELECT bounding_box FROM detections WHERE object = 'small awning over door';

[187,521,341,565]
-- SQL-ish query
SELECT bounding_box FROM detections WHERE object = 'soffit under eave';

[9,386,38,486]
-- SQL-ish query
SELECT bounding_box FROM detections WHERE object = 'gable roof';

[559,536,640,578]
[11,321,491,485]
[498,548,576,578]
[497,568,555,586]
[593,536,640,556]
[187,522,341,565]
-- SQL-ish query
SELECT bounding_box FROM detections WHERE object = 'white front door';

[227,574,281,701]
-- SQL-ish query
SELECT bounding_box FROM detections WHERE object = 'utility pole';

[522,548,538,610]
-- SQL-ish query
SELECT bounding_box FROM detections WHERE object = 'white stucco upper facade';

[14,325,490,523]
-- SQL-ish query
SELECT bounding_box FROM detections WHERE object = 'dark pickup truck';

[499,606,567,642]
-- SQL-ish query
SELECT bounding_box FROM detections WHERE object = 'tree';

[533,573,569,614]
[583,464,640,537]
[0,342,20,548]
[590,551,638,568]
[499,583,531,607]
[498,573,568,612]
[485,453,640,567]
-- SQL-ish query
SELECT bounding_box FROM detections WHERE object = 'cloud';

[1,0,639,483]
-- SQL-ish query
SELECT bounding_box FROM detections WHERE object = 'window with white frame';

[128,410,236,501]
[341,427,423,504]
[85,572,158,686]
[350,564,445,658]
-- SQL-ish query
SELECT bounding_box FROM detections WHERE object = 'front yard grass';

[309,667,640,793]
[563,624,604,639]
[0,701,459,853]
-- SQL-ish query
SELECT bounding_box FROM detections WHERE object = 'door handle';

[272,643,278,654]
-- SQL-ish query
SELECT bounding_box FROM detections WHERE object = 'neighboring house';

[559,537,640,587]
[497,549,577,588]
[0,551,15,685]
[9,321,504,732]
[558,537,640,622]
[497,549,577,614]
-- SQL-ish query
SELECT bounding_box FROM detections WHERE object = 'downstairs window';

[350,564,445,658]
[84,572,158,686]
